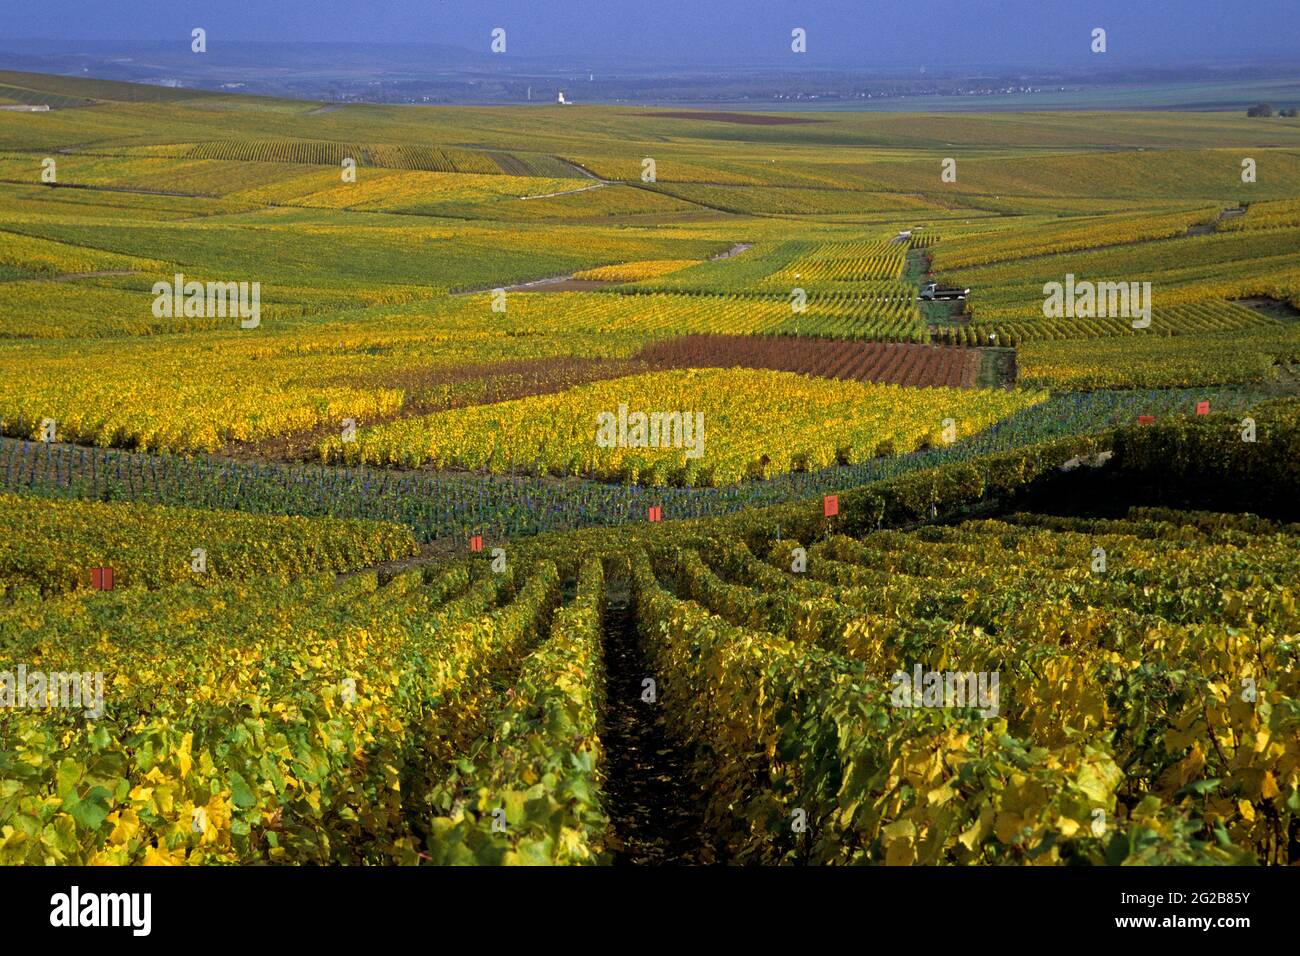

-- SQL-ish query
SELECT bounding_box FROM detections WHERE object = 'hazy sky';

[3,0,1297,65]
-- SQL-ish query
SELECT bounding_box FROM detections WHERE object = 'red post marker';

[90,567,114,591]
[469,535,483,552]
[1138,415,1155,426]
[823,495,839,518]
[647,506,662,523]
[1196,401,1210,416]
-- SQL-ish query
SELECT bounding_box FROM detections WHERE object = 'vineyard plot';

[636,335,981,389]
[629,505,1300,865]
[3,65,1300,875]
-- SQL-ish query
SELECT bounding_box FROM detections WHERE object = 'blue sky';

[3,0,1297,65]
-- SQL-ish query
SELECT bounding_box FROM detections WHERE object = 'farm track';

[600,590,715,865]
[517,182,607,201]
[499,277,616,292]
[977,348,1018,388]
[1233,296,1300,322]
[1187,205,1246,236]
[711,242,753,259]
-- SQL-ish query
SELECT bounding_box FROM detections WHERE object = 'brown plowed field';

[636,335,982,389]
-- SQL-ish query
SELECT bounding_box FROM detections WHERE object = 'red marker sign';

[823,495,839,517]
[90,567,114,591]
[468,535,483,552]
[647,506,662,523]
[1196,401,1210,416]
[1138,415,1155,426]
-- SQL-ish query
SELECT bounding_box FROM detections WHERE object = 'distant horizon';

[4,35,1300,68]
[4,1,1297,113]
[2,0,1297,67]
[4,63,1299,115]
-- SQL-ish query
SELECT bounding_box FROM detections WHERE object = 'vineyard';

[942,300,1285,348]
[181,140,507,175]
[1,67,1299,871]
[0,492,416,594]
[0,388,1262,541]
[571,259,698,282]
[632,506,1298,864]
[636,335,982,388]
[3,411,1298,865]
[761,239,908,286]
[319,368,1043,484]
[1219,198,1300,233]
[1019,327,1300,389]
[928,207,1220,272]
[939,227,1300,325]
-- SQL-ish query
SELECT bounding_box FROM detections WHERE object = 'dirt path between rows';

[600,589,716,864]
